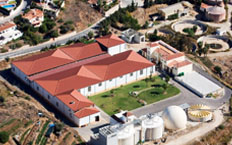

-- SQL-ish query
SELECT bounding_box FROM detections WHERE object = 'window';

[120,76,123,78]
[140,70,143,75]
[56,102,59,107]
[109,79,112,82]
[47,95,50,99]
[98,83,102,87]
[88,86,91,92]
[130,73,133,76]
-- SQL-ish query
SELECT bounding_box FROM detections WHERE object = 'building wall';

[172,63,193,76]
[11,64,30,84]
[80,66,155,96]
[108,43,126,55]
[74,112,100,127]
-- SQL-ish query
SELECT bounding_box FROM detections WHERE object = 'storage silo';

[162,106,187,130]
[142,115,164,141]
[118,125,135,145]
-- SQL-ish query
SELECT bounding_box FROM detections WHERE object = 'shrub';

[218,124,225,130]
[214,66,222,74]
[0,131,9,143]
[0,96,4,103]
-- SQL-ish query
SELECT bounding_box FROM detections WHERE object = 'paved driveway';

[132,65,232,117]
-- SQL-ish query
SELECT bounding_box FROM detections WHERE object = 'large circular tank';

[118,125,134,145]
[162,106,187,130]
[206,6,226,22]
[142,115,164,141]
[188,104,213,122]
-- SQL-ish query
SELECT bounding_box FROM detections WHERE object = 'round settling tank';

[188,104,213,122]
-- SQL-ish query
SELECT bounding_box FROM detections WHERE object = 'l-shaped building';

[11,34,156,127]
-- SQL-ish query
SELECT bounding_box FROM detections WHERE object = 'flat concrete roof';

[178,71,221,96]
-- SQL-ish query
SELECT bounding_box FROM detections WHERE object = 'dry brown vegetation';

[59,0,102,32]
[192,118,232,145]
[131,4,167,25]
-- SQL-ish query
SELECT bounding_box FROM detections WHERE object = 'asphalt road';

[132,65,232,117]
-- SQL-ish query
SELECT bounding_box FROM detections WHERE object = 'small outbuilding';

[121,29,145,44]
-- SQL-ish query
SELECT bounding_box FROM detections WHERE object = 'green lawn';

[89,76,180,115]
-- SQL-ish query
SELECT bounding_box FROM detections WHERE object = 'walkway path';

[165,109,224,145]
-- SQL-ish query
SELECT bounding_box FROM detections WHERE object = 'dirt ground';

[192,117,232,145]
[131,4,167,25]
[59,0,102,32]
[208,55,232,85]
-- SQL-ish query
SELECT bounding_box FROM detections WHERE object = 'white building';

[22,9,44,27]
[94,114,164,145]
[158,2,189,19]
[121,28,145,44]
[96,34,127,55]
[0,22,23,46]
[143,40,193,76]
[11,34,156,127]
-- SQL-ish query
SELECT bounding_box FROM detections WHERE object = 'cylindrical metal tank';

[118,125,135,145]
[142,115,164,141]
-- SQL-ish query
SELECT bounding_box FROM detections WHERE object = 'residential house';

[23,9,44,27]
[0,22,23,46]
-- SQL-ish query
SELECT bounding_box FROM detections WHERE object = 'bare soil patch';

[59,0,103,32]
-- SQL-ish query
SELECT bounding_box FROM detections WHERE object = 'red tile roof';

[96,34,125,48]
[75,107,100,118]
[163,52,184,61]
[147,42,159,48]
[168,60,192,68]
[12,49,74,75]
[201,2,210,9]
[13,42,105,76]
[57,90,94,112]
[59,42,104,60]
[0,22,16,32]
[22,9,43,20]
[35,50,154,95]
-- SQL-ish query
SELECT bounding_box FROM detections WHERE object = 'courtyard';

[89,76,180,115]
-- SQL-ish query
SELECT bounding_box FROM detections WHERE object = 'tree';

[143,21,149,29]
[143,0,149,8]
[88,31,94,39]
[193,25,197,33]
[54,123,64,134]
[0,131,9,143]
[0,96,4,103]
[164,75,170,83]
[50,30,59,38]
[203,44,209,57]
[39,24,48,33]
[197,42,203,56]
[214,66,222,74]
